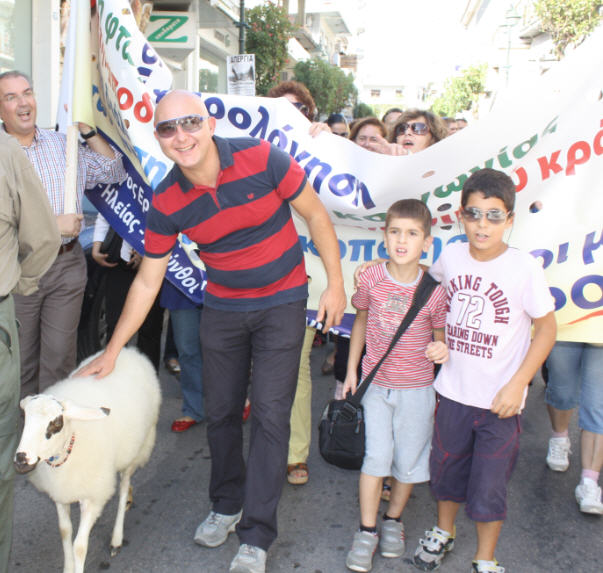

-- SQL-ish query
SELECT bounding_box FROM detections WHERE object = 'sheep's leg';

[126,484,133,510]
[110,465,134,556]
[56,503,74,573]
[72,499,102,573]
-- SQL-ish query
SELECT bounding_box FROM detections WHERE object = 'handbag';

[318,271,439,470]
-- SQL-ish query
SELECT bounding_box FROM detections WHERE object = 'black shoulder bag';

[318,272,439,470]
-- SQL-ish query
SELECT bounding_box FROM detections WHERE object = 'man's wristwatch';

[81,129,97,140]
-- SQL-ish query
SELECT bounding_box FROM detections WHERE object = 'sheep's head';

[14,395,110,474]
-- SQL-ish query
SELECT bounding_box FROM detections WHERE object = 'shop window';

[199,58,219,93]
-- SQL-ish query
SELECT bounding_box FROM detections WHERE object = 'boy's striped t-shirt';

[352,264,447,389]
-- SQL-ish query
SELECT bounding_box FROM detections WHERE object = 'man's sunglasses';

[462,207,510,224]
[395,121,429,136]
[155,114,209,138]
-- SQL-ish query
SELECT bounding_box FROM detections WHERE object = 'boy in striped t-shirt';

[343,199,448,572]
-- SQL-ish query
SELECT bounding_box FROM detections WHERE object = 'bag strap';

[347,270,439,406]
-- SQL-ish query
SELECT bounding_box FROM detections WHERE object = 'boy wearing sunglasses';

[413,168,556,573]
[79,90,346,573]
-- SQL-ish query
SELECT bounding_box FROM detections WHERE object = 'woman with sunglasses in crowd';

[389,109,448,152]
[267,80,331,137]
[361,108,448,156]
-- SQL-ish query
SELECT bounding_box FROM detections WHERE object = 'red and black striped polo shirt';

[145,136,309,310]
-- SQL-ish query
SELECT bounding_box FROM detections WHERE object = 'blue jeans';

[170,308,204,422]
[545,341,603,434]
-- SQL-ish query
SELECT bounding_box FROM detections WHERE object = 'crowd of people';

[0,71,600,573]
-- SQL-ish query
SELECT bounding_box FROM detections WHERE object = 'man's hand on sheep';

[75,351,118,379]
[76,256,172,380]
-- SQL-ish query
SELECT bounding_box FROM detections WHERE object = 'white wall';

[31,0,61,129]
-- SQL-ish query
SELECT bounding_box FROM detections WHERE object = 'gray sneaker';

[194,510,242,547]
[229,544,267,573]
[346,530,379,572]
[380,519,405,558]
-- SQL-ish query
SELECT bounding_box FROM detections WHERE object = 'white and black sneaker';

[471,559,505,572]
[413,525,455,571]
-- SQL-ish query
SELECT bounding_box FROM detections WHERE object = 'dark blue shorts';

[429,395,521,522]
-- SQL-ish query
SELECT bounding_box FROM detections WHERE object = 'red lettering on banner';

[537,150,563,180]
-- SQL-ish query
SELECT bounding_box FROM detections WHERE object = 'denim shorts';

[429,396,521,522]
[361,384,435,483]
[544,341,603,434]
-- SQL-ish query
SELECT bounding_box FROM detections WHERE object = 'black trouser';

[201,300,306,550]
[104,264,163,371]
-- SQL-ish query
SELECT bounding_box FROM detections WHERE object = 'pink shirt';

[352,265,447,389]
[430,243,554,410]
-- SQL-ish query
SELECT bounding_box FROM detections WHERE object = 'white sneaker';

[575,478,603,515]
[229,544,267,573]
[546,436,571,471]
[194,510,242,547]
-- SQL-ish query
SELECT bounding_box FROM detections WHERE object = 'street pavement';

[10,342,602,572]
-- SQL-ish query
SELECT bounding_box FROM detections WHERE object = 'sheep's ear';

[20,395,35,410]
[60,399,111,421]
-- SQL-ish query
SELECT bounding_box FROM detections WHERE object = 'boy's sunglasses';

[462,207,510,224]
[395,121,429,136]
[155,114,209,138]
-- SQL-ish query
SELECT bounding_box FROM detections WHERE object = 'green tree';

[431,64,487,117]
[245,3,294,95]
[293,58,357,117]
[353,102,375,119]
[534,0,602,57]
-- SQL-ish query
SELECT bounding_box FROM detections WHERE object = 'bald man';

[79,91,346,573]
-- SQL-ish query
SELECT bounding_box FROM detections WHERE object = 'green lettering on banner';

[148,15,189,43]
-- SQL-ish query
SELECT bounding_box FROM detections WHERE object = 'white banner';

[80,0,602,342]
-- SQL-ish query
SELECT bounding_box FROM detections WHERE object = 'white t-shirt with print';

[429,242,554,410]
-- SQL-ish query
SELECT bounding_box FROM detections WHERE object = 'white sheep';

[14,347,161,573]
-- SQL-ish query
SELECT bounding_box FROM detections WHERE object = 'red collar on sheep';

[46,433,76,468]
